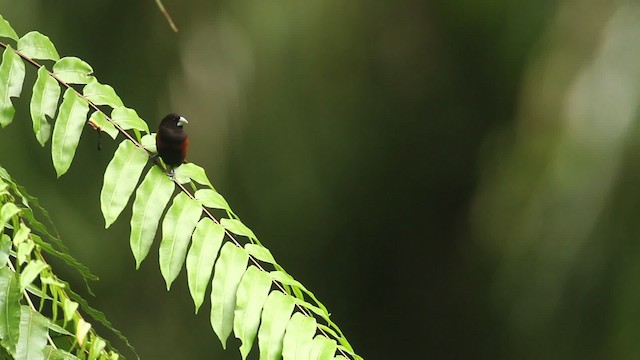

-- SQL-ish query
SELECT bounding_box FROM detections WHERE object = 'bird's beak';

[177,116,188,127]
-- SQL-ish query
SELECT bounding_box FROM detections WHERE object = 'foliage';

[0,13,361,360]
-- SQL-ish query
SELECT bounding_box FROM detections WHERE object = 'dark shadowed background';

[2,1,640,359]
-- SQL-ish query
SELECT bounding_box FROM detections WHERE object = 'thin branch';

[154,0,179,33]
[0,41,351,359]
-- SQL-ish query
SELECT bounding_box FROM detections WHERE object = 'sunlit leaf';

[140,133,156,153]
[174,163,213,188]
[17,240,34,266]
[283,312,317,360]
[221,218,256,240]
[62,298,78,323]
[0,15,18,41]
[210,242,249,349]
[89,110,117,140]
[88,337,106,360]
[0,268,21,352]
[270,270,330,319]
[83,79,123,108]
[186,218,224,313]
[308,335,337,360]
[76,318,91,346]
[130,166,174,268]
[100,140,148,228]
[0,234,10,268]
[20,259,48,291]
[17,31,60,61]
[159,192,202,290]
[233,265,272,360]
[0,45,25,127]
[44,346,81,360]
[51,88,89,177]
[111,106,149,133]
[30,66,60,146]
[245,243,276,265]
[15,306,49,360]
[194,189,230,211]
[53,57,93,84]
[258,291,296,360]
[0,202,21,228]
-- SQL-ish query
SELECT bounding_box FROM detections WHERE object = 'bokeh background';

[2,0,640,359]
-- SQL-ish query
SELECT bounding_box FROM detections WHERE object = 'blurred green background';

[2,0,640,359]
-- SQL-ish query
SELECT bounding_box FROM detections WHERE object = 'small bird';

[156,113,189,174]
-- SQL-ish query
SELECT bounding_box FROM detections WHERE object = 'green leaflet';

[51,88,89,177]
[174,163,213,188]
[30,66,60,146]
[0,234,10,268]
[334,356,348,360]
[44,346,81,360]
[309,335,337,360]
[258,291,296,360]
[245,243,276,265]
[337,345,362,360]
[221,218,256,240]
[83,79,123,108]
[210,242,248,349]
[0,15,18,41]
[100,140,148,228]
[140,133,157,153]
[111,106,149,133]
[53,57,93,84]
[88,337,106,360]
[194,189,230,211]
[130,166,174,268]
[159,192,202,290]
[15,306,49,360]
[186,218,224,313]
[283,312,317,360]
[0,268,21,353]
[20,260,48,291]
[0,202,21,228]
[17,31,60,61]
[233,265,272,360]
[88,110,118,140]
[62,298,78,323]
[270,270,330,320]
[0,45,25,127]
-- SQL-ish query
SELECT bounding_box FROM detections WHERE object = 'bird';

[156,113,189,174]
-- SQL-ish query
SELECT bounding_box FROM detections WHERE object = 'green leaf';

[59,279,137,358]
[20,259,48,291]
[270,270,330,319]
[194,189,230,211]
[258,291,296,360]
[0,45,25,127]
[159,192,202,290]
[62,298,78,323]
[283,312,317,360]
[88,337,106,360]
[233,266,272,360]
[53,57,93,84]
[89,111,117,140]
[12,223,30,246]
[174,163,213,188]
[17,31,60,61]
[130,166,174,268]
[0,234,10,268]
[186,218,224,313]
[48,322,72,336]
[111,106,149,133]
[100,140,148,228]
[0,268,22,353]
[245,243,276,265]
[336,345,362,360]
[83,79,123,108]
[0,202,21,228]
[30,66,60,146]
[334,356,348,360]
[44,346,81,360]
[210,242,249,349]
[75,318,91,346]
[15,306,49,360]
[221,218,256,240]
[0,15,18,41]
[140,133,156,153]
[309,335,337,360]
[17,240,34,266]
[51,88,89,177]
